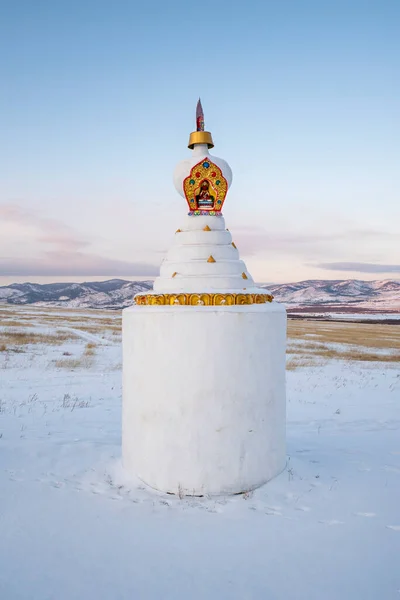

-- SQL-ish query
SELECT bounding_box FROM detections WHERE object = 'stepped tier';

[152,215,268,294]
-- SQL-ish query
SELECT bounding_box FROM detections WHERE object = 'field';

[1,305,399,599]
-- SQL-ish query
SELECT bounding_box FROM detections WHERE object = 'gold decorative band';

[135,292,274,306]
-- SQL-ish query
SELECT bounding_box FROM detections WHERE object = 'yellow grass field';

[0,304,399,369]
[287,319,400,369]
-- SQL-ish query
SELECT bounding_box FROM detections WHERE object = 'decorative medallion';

[135,293,274,306]
[203,225,211,231]
[183,158,228,214]
[242,272,248,279]
[175,229,181,233]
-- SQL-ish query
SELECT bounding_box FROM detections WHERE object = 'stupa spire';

[188,98,214,149]
[196,98,205,131]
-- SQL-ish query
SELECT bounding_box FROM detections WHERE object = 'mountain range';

[0,279,399,313]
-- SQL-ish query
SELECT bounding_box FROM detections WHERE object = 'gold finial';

[188,98,214,149]
[207,255,216,263]
[203,225,211,231]
[172,272,177,278]
[232,242,237,249]
[242,272,248,279]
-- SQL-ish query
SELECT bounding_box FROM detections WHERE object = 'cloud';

[0,202,159,276]
[0,255,159,277]
[317,262,400,274]
[0,203,88,251]
[232,226,399,257]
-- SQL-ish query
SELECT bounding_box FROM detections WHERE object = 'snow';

[1,308,400,599]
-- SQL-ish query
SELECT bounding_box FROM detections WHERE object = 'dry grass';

[28,315,121,327]
[0,307,121,334]
[54,342,97,369]
[54,357,92,369]
[0,304,117,317]
[287,320,400,369]
[288,320,400,350]
[2,305,399,371]
[0,305,121,350]
[286,357,318,371]
[69,324,109,334]
[0,319,34,328]
[0,329,77,348]
[84,342,97,356]
[68,322,121,334]
[316,347,400,363]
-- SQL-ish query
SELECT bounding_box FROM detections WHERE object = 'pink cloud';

[0,202,88,251]
[0,202,159,276]
[231,226,399,257]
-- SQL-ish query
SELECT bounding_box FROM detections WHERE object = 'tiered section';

[155,215,251,292]
[135,215,273,305]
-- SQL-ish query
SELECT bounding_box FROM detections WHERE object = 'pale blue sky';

[0,0,399,283]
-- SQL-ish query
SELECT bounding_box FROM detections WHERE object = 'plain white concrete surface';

[122,303,287,495]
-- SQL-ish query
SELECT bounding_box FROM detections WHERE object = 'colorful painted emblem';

[183,158,228,214]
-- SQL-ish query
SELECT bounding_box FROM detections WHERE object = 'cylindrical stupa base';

[122,303,286,496]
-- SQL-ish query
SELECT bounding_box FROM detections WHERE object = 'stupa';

[122,100,287,496]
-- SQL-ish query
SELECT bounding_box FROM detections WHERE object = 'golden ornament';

[183,159,228,213]
[135,293,274,306]
[207,255,216,263]
[188,131,214,149]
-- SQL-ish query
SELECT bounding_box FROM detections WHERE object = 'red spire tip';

[196,98,204,131]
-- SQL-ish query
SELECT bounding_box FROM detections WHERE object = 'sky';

[0,0,399,285]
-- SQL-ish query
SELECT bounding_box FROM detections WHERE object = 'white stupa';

[122,101,287,496]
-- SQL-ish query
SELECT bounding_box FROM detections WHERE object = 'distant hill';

[0,279,153,309]
[266,279,400,313]
[0,278,399,313]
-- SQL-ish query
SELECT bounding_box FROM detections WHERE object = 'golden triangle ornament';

[207,255,216,263]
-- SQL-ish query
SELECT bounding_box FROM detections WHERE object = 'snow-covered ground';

[1,306,400,599]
